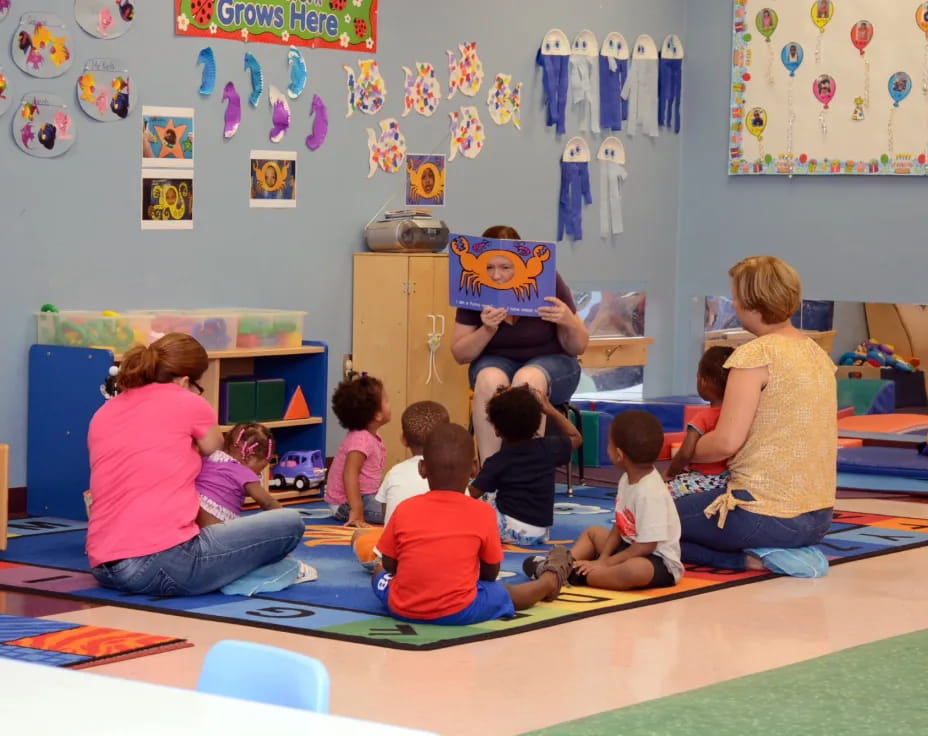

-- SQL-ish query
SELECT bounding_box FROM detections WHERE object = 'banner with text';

[174,0,377,52]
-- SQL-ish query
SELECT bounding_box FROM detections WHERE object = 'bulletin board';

[729,0,928,175]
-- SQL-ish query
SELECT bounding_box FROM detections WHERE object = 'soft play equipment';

[837,446,928,480]
[836,378,895,415]
[837,413,928,444]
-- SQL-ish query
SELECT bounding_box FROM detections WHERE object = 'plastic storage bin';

[139,310,239,351]
[36,311,152,352]
[235,310,306,348]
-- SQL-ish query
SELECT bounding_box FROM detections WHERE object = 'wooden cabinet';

[352,253,470,469]
[27,342,328,518]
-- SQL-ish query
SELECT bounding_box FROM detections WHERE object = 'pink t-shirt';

[324,429,385,506]
[86,383,217,567]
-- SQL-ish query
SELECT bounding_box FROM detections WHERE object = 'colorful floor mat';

[525,628,928,735]
[0,612,192,668]
[2,487,927,650]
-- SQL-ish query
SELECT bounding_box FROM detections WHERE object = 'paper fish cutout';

[0,67,9,118]
[197,47,216,96]
[447,42,484,98]
[77,61,134,122]
[305,93,328,151]
[268,85,291,143]
[402,62,442,117]
[287,46,307,99]
[13,14,73,78]
[14,92,76,157]
[98,7,113,36]
[344,59,385,117]
[244,52,264,107]
[366,117,406,178]
[222,81,241,139]
[448,105,485,161]
[78,72,96,102]
[486,73,521,129]
[75,0,134,39]
[110,76,130,119]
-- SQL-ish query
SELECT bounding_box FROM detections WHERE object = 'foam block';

[836,378,895,416]
[220,379,256,424]
[255,378,286,422]
[283,385,311,420]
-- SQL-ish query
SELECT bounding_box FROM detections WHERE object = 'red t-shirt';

[376,491,503,620]
[86,383,217,567]
[687,406,728,476]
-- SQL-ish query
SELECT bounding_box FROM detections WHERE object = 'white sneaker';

[294,560,318,583]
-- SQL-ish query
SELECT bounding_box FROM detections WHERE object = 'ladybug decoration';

[354,18,368,37]
[330,0,347,10]
[190,0,215,26]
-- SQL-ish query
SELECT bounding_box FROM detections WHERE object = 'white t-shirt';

[374,455,429,524]
[615,468,684,582]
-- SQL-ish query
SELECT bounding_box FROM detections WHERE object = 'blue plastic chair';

[196,640,330,712]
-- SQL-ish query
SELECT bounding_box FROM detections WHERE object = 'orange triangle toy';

[283,385,311,420]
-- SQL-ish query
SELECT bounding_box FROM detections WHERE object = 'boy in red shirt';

[664,346,734,497]
[372,423,573,625]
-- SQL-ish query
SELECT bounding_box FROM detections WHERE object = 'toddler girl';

[325,373,390,528]
[195,422,282,526]
[665,346,734,498]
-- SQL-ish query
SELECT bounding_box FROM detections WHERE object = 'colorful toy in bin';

[269,449,326,491]
[237,314,302,348]
[838,339,918,372]
[149,313,235,350]
[37,306,140,352]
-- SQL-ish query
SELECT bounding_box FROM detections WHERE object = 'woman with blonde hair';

[675,256,836,573]
[86,333,305,596]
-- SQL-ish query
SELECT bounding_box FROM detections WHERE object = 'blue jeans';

[675,488,833,570]
[331,493,383,524]
[468,353,581,405]
[372,571,515,625]
[91,509,305,596]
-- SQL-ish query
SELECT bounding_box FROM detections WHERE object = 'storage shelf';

[113,344,325,361]
[220,417,322,431]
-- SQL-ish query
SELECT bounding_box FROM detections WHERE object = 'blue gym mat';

[838,446,928,480]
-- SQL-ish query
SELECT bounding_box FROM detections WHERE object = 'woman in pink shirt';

[87,333,305,596]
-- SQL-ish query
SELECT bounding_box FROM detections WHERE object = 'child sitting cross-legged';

[372,423,575,625]
[468,385,582,545]
[525,409,683,590]
[352,400,450,570]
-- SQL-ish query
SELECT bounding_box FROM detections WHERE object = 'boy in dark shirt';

[469,386,582,544]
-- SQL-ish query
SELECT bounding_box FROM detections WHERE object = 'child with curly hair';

[325,374,391,528]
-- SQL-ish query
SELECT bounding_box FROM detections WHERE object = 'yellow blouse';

[705,334,837,525]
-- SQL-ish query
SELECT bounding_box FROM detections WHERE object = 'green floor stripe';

[526,629,928,735]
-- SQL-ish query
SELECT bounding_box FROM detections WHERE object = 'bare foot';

[744,553,766,571]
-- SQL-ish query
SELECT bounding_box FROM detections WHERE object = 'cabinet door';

[407,255,470,429]
[353,254,410,468]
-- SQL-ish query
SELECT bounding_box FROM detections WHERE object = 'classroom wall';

[675,0,928,392]
[0,1,686,485]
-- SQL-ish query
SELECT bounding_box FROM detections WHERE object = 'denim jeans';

[675,488,834,570]
[468,353,581,405]
[91,509,305,596]
[331,492,384,524]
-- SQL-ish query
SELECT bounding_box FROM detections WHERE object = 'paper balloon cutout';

[813,75,836,108]
[781,43,804,76]
[918,4,928,37]
[746,107,767,140]
[755,8,778,40]
[850,21,874,55]
[888,72,912,106]
[811,1,833,32]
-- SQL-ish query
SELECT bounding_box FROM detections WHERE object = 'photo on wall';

[448,232,556,316]
[405,154,446,206]
[249,149,296,208]
[141,169,194,230]
[141,105,194,167]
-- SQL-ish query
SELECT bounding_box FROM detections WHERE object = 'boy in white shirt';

[352,400,450,569]
[525,409,683,589]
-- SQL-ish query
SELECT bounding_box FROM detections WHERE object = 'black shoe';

[522,555,545,579]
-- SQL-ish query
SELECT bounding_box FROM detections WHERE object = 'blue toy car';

[269,450,326,491]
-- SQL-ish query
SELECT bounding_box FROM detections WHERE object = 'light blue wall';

[1,1,685,485]
[676,0,928,392]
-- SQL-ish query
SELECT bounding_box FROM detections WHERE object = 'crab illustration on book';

[344,59,385,117]
[366,117,406,178]
[450,235,551,301]
[401,61,441,117]
[447,41,484,98]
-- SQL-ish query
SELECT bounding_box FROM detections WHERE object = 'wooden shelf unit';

[27,341,329,518]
